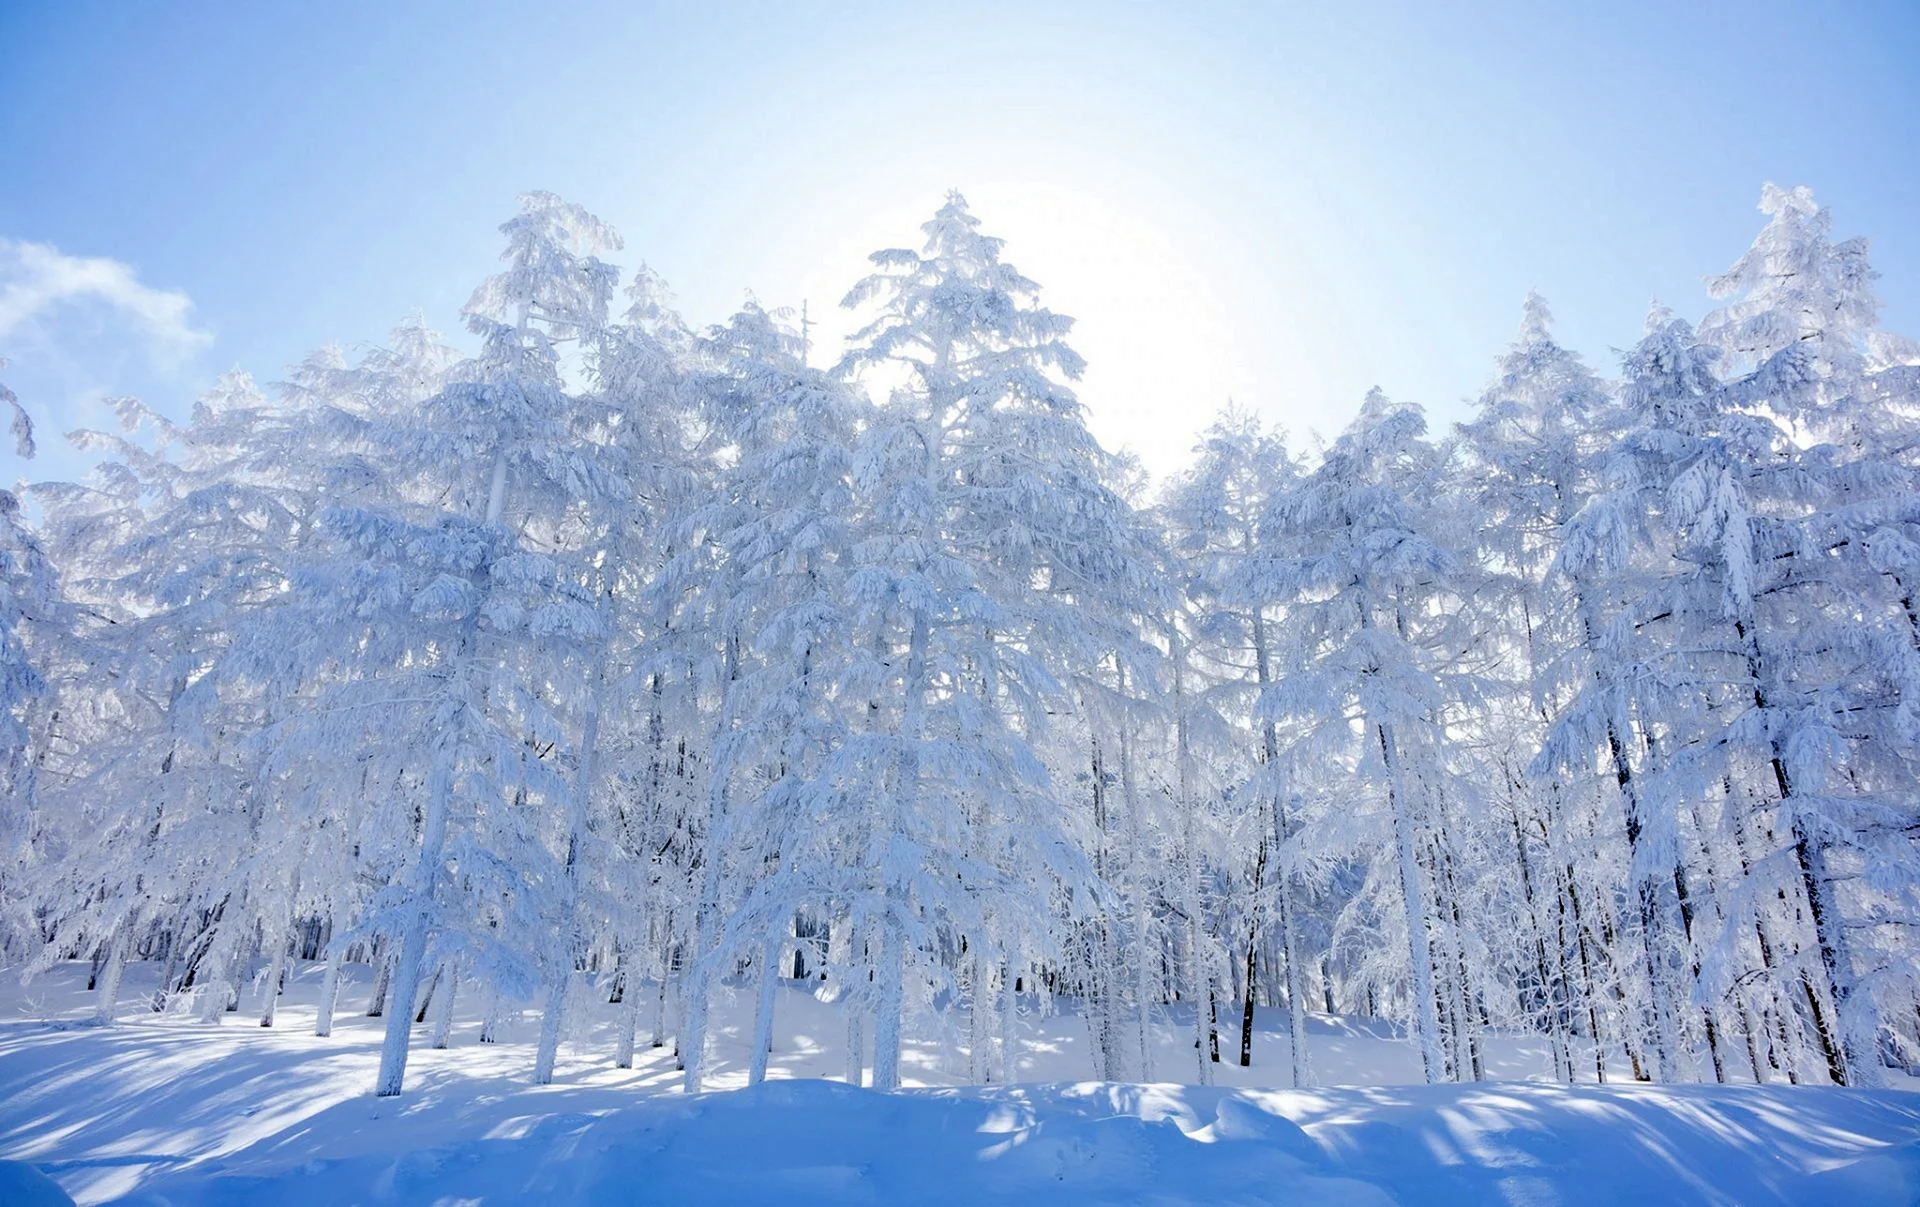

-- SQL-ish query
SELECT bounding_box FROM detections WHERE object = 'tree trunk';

[1378,716,1445,1084]
[1574,584,1687,1081]
[536,647,606,1086]
[1172,625,1212,1087]
[748,928,783,1087]
[258,928,287,1028]
[196,910,246,1025]
[1511,800,1573,1081]
[1001,951,1021,1084]
[678,827,726,1091]
[1793,820,1873,1087]
[846,998,867,1087]
[430,961,457,1050]
[1736,618,1858,1086]
[375,681,462,1095]
[653,957,670,1053]
[533,969,569,1084]
[615,948,644,1070]
[1119,710,1156,1083]
[1239,930,1258,1068]
[967,944,990,1084]
[1252,610,1312,1087]
[315,945,343,1038]
[153,905,191,1013]
[843,915,866,1087]
[871,898,906,1091]
[95,930,127,1026]
[480,986,503,1045]
[365,942,391,1017]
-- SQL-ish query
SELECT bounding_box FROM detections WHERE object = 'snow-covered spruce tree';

[181,364,452,1031]
[1162,407,1315,1086]
[565,263,704,1075]
[294,192,625,1097]
[828,193,1108,1091]
[1045,483,1168,1086]
[21,375,353,1026]
[1455,295,1637,1082]
[946,372,1164,1085]
[1701,184,1880,448]
[1652,309,1854,1084]
[1543,300,1873,1086]
[1692,184,1920,1085]
[670,302,864,1090]
[1250,390,1480,1083]
[515,258,707,1089]
[1547,308,1780,1084]
[246,323,463,1038]
[0,369,57,951]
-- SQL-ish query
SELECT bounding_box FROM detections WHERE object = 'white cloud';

[0,238,212,365]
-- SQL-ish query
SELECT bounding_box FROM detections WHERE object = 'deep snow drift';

[2,961,1917,1205]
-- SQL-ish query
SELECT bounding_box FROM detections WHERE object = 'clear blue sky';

[3,0,1916,482]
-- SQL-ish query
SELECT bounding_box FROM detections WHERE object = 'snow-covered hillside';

[3,961,1917,1205]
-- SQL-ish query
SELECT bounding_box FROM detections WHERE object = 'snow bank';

[97,1079,1920,1206]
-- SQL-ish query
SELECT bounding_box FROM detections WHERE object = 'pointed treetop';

[191,368,266,425]
[1340,386,1429,455]
[922,189,1002,261]
[1358,385,1394,424]
[1702,183,1880,419]
[1519,290,1554,346]
[0,362,31,460]
[504,191,624,260]
[838,192,1080,387]
[466,192,624,341]
[1622,305,1725,431]
[703,299,805,372]
[1758,181,1820,223]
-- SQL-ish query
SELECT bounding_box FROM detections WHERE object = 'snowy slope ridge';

[18,1080,1920,1207]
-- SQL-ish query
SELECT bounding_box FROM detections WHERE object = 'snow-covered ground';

[3,960,1917,1204]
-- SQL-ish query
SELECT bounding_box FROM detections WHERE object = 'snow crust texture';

[43,1081,1920,1207]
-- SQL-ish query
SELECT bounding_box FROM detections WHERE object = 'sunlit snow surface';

[3,962,1917,1205]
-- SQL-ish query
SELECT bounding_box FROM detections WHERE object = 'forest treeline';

[2,184,1916,1096]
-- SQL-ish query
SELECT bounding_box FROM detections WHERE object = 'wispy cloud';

[0,238,212,365]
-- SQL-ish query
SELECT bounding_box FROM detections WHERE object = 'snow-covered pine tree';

[297,192,623,1096]
[1544,301,1869,1085]
[1455,295,1631,1082]
[1694,184,1920,1085]
[1163,407,1315,1086]
[21,374,352,1026]
[669,302,863,1089]
[1251,389,1477,1083]
[831,193,1108,1090]
[0,369,55,919]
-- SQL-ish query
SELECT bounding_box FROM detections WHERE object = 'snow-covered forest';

[5,181,1920,1105]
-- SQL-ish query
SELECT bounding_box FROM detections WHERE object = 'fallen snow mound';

[96,1079,1920,1206]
